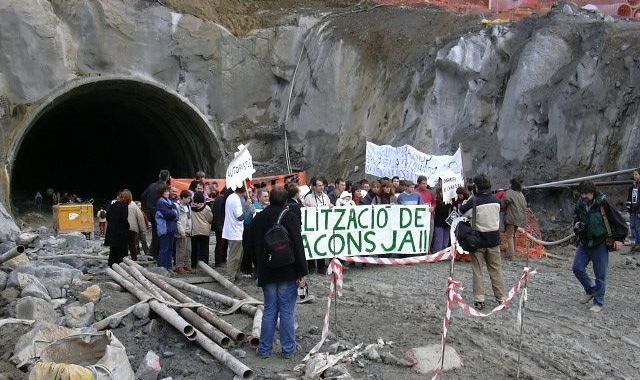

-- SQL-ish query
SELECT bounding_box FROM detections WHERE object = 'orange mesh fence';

[500,208,546,259]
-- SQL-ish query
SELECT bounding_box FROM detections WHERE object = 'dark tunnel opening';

[11,79,218,212]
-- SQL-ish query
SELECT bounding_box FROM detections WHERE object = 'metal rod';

[0,245,25,264]
[197,262,255,301]
[516,235,531,378]
[527,180,633,189]
[106,267,196,341]
[251,307,263,347]
[439,249,458,373]
[179,308,231,348]
[525,168,636,189]
[193,329,254,379]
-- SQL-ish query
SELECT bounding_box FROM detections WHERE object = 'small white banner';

[440,170,465,204]
[225,144,256,191]
[365,142,463,186]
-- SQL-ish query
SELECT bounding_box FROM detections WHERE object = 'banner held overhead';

[225,144,256,190]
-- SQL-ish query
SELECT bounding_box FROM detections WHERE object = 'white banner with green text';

[301,205,431,260]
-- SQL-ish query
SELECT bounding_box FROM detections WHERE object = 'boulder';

[2,253,29,270]
[11,321,80,368]
[58,232,88,250]
[64,301,95,328]
[79,284,101,303]
[16,232,39,246]
[136,351,161,380]
[404,344,462,374]
[0,202,20,242]
[1,287,20,304]
[15,296,57,323]
[133,303,150,319]
[0,270,6,290]
[8,262,82,298]
[18,273,51,301]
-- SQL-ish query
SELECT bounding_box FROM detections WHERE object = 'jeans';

[573,243,609,306]
[158,234,176,271]
[630,212,640,244]
[259,280,298,356]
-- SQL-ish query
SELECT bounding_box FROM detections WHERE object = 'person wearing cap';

[459,174,505,311]
[191,191,213,269]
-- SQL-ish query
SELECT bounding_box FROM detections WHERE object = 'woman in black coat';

[245,187,308,359]
[105,190,131,266]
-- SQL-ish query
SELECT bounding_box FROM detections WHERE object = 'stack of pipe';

[0,245,25,264]
[105,261,254,379]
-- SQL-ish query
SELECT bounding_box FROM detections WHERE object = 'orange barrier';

[171,172,307,193]
[500,209,546,259]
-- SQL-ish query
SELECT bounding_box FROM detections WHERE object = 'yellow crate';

[53,204,94,235]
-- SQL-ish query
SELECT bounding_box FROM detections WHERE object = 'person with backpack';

[572,181,627,313]
[245,187,309,359]
[458,174,505,311]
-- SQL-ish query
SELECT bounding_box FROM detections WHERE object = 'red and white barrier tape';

[431,267,536,379]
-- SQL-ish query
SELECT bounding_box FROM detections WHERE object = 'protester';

[572,181,626,312]
[302,177,331,274]
[452,186,470,212]
[191,192,213,268]
[417,175,436,251]
[379,180,396,205]
[361,180,382,205]
[432,187,452,253]
[212,188,232,266]
[459,174,506,311]
[126,193,147,261]
[34,191,43,211]
[302,177,331,207]
[627,168,640,247]
[286,183,302,222]
[502,178,528,259]
[336,191,356,206]
[254,189,270,212]
[96,207,108,236]
[360,179,370,193]
[141,169,171,260]
[156,185,178,271]
[244,187,309,359]
[396,180,423,205]
[328,178,346,206]
[391,176,400,192]
[223,186,247,281]
[105,190,130,267]
[175,190,193,274]
[241,190,258,277]
[189,171,206,194]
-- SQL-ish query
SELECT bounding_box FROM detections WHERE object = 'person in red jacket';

[417,175,436,252]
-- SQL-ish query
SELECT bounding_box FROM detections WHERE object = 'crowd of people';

[98,167,635,358]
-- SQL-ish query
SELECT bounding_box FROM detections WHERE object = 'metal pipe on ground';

[528,180,633,189]
[119,262,170,301]
[193,329,254,379]
[179,308,231,348]
[250,308,263,348]
[197,262,254,301]
[525,168,636,189]
[125,259,247,342]
[0,245,25,264]
[163,276,259,316]
[106,267,196,341]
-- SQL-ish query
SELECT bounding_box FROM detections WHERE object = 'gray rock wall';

[1,0,639,211]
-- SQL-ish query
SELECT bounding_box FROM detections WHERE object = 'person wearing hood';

[191,191,213,269]
[335,191,356,207]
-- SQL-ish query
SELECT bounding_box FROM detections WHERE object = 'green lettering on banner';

[302,235,313,258]
[303,209,315,232]
[328,234,345,256]
[334,208,346,231]
[400,207,412,228]
[363,231,376,253]
[398,230,416,252]
[347,208,358,230]
[414,207,425,228]
[376,208,389,228]
[381,230,397,252]
[321,209,332,230]
[314,233,327,257]
[358,208,370,228]
[346,231,362,253]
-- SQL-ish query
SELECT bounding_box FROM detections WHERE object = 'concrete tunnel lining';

[9,77,222,210]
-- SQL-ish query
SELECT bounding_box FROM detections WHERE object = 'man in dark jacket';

[141,169,170,260]
[212,188,232,266]
[573,181,627,313]
[245,187,308,359]
[627,169,640,246]
[459,174,506,310]
[105,191,130,267]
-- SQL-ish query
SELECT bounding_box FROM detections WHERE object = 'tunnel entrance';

[11,78,219,212]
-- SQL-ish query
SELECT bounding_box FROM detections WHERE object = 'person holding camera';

[572,181,627,313]
[458,174,506,311]
[245,187,309,359]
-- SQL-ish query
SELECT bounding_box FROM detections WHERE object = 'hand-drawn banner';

[226,144,256,190]
[301,205,431,260]
[365,142,462,186]
[440,170,465,205]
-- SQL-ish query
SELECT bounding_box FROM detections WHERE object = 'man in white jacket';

[223,186,247,281]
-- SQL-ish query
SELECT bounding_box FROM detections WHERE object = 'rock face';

[0,1,639,208]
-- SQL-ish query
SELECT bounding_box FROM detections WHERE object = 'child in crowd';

[96,208,107,236]
[396,180,423,205]
[336,192,356,206]
[175,190,193,274]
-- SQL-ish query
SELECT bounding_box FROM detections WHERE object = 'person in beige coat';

[502,178,528,259]
[127,198,148,261]
[191,192,214,268]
